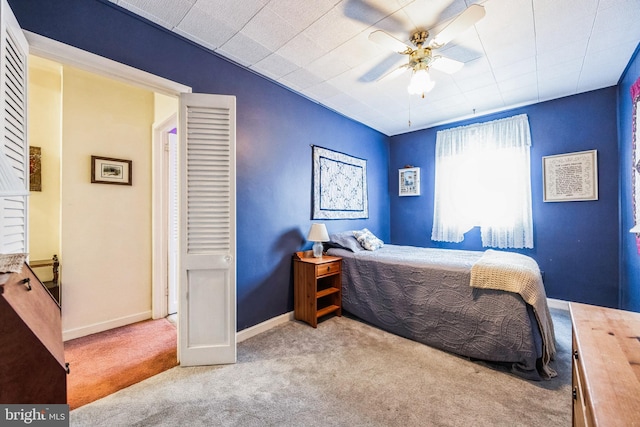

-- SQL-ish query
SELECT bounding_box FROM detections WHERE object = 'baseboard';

[547,297,569,311]
[237,311,294,343]
[63,311,152,341]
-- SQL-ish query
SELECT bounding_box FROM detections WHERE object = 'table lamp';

[307,223,329,258]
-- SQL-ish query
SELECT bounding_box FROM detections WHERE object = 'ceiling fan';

[368,4,486,97]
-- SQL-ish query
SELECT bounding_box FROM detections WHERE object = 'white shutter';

[178,93,236,366]
[0,0,28,254]
[185,106,232,253]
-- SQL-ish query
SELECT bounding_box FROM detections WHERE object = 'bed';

[326,231,557,380]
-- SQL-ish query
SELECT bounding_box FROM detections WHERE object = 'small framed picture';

[399,167,420,196]
[91,156,132,186]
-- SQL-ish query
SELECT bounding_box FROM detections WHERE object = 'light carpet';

[70,308,572,426]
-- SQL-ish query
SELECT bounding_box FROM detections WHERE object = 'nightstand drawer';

[316,261,340,277]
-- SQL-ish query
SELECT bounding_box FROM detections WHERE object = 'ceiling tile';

[330,31,390,69]
[301,81,343,101]
[192,0,270,31]
[537,58,583,82]
[240,7,299,51]
[492,57,536,81]
[452,56,492,81]
[339,0,406,28]
[303,7,368,52]
[534,0,599,21]
[219,32,272,66]
[497,71,537,92]
[275,33,328,68]
[116,0,196,29]
[500,84,539,106]
[279,67,324,91]
[534,14,595,53]
[485,45,535,70]
[251,53,299,80]
[536,39,589,69]
[404,0,466,32]
[538,75,579,101]
[308,51,352,82]
[268,0,339,30]
[454,72,496,94]
[174,5,237,50]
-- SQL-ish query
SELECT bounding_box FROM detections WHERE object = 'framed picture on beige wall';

[91,155,132,186]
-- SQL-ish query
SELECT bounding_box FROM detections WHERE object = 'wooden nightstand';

[293,250,342,327]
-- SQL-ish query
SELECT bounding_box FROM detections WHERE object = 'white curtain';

[431,114,533,249]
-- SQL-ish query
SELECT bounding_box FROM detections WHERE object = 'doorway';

[152,110,179,320]
[26,31,237,367]
[27,44,185,339]
[167,129,178,316]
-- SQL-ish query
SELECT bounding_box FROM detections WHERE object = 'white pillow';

[353,228,384,251]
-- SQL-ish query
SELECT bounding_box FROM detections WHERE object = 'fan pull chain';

[408,96,412,127]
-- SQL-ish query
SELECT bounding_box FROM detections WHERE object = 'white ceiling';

[108,0,640,136]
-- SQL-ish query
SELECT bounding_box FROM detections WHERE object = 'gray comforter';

[327,245,545,379]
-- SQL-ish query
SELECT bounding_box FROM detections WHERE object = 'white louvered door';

[0,0,28,254]
[178,93,236,366]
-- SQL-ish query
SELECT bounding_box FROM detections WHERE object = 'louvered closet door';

[178,93,236,366]
[0,0,28,254]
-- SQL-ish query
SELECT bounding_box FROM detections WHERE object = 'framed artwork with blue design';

[399,167,420,196]
[312,146,368,219]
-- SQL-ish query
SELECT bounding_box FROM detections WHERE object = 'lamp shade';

[407,68,435,96]
[307,223,330,242]
[0,152,27,197]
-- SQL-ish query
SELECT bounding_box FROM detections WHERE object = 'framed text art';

[542,150,598,202]
[399,167,420,196]
[91,155,132,186]
[312,145,368,219]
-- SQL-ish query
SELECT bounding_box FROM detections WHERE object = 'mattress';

[327,245,547,379]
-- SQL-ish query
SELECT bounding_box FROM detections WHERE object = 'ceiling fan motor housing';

[409,47,433,69]
[410,30,429,47]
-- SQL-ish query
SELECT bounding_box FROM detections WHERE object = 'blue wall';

[619,45,640,312]
[389,89,620,308]
[10,0,390,330]
[11,0,636,320]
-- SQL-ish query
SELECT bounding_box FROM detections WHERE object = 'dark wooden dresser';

[0,262,67,403]
[570,302,640,426]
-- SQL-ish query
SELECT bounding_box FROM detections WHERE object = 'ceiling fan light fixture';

[407,68,434,97]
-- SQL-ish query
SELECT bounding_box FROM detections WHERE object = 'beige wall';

[27,58,179,340]
[154,93,178,124]
[60,66,155,337]
[28,56,62,280]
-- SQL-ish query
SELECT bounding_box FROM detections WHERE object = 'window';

[431,114,533,249]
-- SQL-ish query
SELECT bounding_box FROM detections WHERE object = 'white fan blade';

[369,30,411,53]
[429,4,485,48]
[378,63,411,82]
[430,56,464,74]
